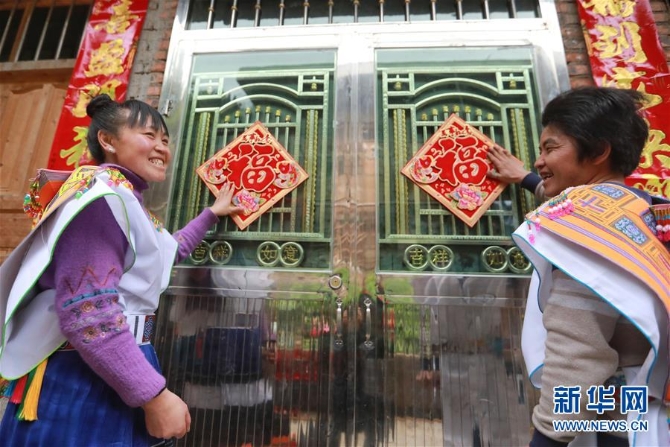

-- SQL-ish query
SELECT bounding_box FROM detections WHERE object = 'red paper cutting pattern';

[196,122,309,230]
[401,114,506,227]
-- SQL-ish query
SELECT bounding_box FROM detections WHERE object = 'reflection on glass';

[156,270,333,447]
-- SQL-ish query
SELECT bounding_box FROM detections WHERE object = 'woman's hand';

[486,144,530,184]
[209,181,244,217]
[142,388,191,439]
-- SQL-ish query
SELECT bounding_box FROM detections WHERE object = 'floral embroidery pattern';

[64,282,126,345]
[641,210,656,235]
[79,315,127,344]
[68,296,119,319]
[62,288,118,309]
[80,301,96,313]
[592,184,625,199]
[613,217,647,244]
[147,211,164,232]
[71,309,127,344]
[82,326,100,343]
[74,167,133,199]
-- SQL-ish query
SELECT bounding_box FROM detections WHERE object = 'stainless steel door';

[155,44,349,447]
[151,14,568,447]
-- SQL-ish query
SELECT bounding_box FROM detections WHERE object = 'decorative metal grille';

[169,55,334,269]
[186,0,541,29]
[377,50,540,273]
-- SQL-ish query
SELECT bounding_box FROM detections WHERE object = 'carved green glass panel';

[377,47,540,274]
[169,50,335,269]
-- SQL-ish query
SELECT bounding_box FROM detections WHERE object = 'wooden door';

[0,80,68,263]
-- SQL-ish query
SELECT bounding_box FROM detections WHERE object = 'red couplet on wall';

[577,0,670,197]
[47,0,150,170]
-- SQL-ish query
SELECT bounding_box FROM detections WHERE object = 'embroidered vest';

[512,183,670,447]
[0,168,178,379]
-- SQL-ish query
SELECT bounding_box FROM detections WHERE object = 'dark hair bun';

[86,94,114,118]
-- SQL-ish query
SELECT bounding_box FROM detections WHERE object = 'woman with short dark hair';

[501,87,670,447]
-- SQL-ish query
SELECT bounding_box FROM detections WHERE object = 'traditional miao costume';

[514,183,670,446]
[0,165,218,446]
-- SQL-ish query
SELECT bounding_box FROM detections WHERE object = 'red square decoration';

[401,114,505,227]
[196,121,309,230]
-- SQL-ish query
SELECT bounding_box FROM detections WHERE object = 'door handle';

[335,298,344,350]
[361,296,374,351]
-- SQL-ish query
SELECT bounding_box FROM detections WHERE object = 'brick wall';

[129,1,670,101]
[126,0,178,107]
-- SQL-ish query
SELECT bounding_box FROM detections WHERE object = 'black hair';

[86,94,170,164]
[540,87,648,176]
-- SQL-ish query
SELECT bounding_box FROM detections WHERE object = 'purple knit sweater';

[37,165,218,407]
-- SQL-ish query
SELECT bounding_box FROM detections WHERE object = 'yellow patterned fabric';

[515,183,670,445]
[518,182,670,403]
[536,184,670,312]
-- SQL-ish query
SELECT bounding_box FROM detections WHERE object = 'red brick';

[147,85,161,97]
[570,77,596,88]
[568,63,591,76]
[557,1,577,14]
[650,1,668,12]
[152,72,164,84]
[151,61,166,73]
[566,52,587,64]
[159,9,173,20]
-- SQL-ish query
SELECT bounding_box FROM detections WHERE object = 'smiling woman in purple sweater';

[0,94,241,446]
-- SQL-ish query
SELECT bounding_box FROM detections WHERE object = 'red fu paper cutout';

[401,114,505,227]
[197,122,309,230]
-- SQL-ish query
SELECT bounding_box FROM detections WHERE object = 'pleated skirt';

[0,344,168,447]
